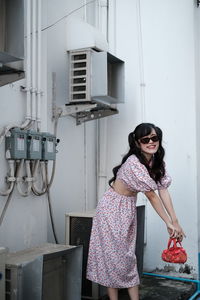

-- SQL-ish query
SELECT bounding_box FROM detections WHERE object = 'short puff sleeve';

[117,155,172,192]
[157,167,172,190]
[116,155,158,192]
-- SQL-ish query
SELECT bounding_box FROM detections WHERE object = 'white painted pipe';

[18,0,32,129]
[36,0,42,131]
[26,0,31,121]
[97,119,108,200]
[136,0,146,122]
[83,123,88,211]
[98,0,101,30]
[97,1,109,202]
[99,0,108,39]
[31,0,37,123]
[83,0,87,22]
[107,0,116,53]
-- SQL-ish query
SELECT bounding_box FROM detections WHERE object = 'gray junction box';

[41,133,57,161]
[27,130,42,160]
[5,128,27,159]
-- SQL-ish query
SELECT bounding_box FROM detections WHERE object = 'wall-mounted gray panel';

[5,0,24,60]
[91,51,125,105]
[0,0,24,63]
[91,51,107,97]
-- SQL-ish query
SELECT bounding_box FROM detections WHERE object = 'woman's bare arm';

[144,190,178,238]
[158,188,186,240]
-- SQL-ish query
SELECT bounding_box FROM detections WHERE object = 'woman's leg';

[107,287,118,300]
[127,285,139,300]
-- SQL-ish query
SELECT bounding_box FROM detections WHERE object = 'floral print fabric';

[86,154,171,288]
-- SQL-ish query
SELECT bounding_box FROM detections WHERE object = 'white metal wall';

[106,0,199,274]
[0,0,199,277]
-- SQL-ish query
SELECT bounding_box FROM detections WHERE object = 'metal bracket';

[0,67,24,87]
[58,103,97,118]
[75,106,119,125]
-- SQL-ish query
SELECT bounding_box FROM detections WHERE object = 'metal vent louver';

[69,50,91,103]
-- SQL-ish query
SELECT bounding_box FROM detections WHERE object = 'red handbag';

[161,238,187,264]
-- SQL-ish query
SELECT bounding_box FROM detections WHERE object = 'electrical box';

[5,128,27,159]
[68,48,124,105]
[0,247,6,300]
[27,130,42,160]
[41,133,57,161]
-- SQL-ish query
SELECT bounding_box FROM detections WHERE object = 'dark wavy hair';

[108,123,165,186]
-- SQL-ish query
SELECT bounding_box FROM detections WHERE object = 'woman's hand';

[172,220,186,242]
[166,222,177,238]
[166,221,186,241]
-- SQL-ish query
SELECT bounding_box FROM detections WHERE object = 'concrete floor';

[103,275,197,300]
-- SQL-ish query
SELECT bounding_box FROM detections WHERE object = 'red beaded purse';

[161,238,187,264]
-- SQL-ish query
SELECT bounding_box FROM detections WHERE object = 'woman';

[86,123,185,300]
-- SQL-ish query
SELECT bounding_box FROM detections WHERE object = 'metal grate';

[70,216,93,298]
[5,268,11,300]
[69,50,90,103]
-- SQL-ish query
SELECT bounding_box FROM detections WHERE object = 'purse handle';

[168,238,182,249]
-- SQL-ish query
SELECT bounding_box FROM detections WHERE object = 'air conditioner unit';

[0,247,7,300]
[65,206,145,299]
[68,48,124,106]
[5,243,83,300]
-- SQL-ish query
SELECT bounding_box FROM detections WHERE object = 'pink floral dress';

[86,154,171,288]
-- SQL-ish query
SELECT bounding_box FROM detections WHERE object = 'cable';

[47,115,60,188]
[0,160,15,196]
[41,0,97,32]
[31,161,48,195]
[16,160,32,197]
[45,114,61,243]
[0,183,15,226]
[47,189,58,244]
[46,164,58,244]
[0,119,34,145]
[0,163,18,226]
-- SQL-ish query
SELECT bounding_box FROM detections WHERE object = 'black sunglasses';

[139,135,159,144]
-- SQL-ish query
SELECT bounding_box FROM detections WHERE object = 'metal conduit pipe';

[18,0,33,130]
[97,0,109,202]
[31,0,37,124]
[143,272,199,284]
[25,0,32,122]
[36,0,42,131]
